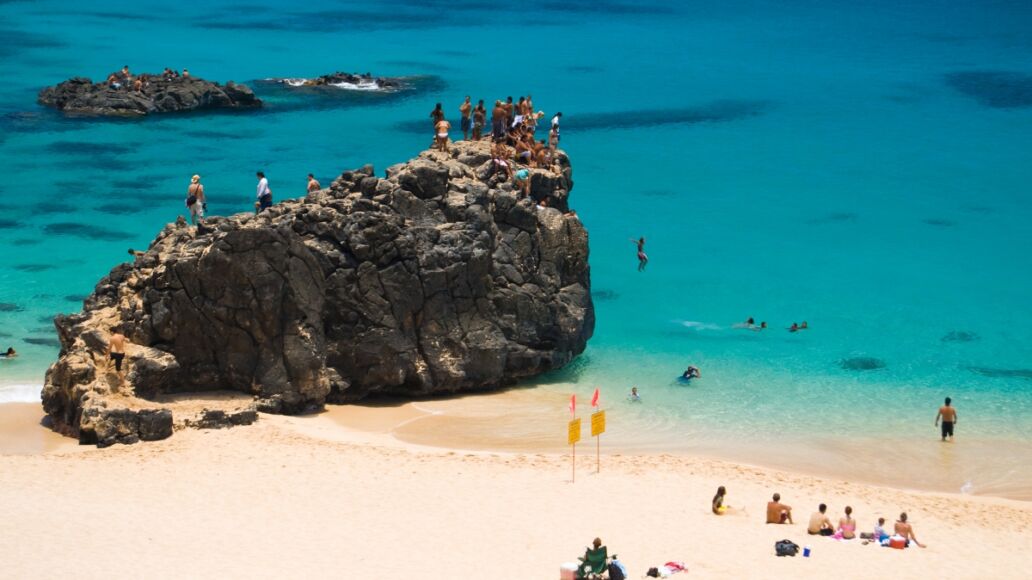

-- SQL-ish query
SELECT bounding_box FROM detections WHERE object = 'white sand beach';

[2,402,1030,579]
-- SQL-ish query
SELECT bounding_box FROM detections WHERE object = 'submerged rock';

[38,75,261,117]
[942,330,979,343]
[264,71,406,90]
[42,140,593,445]
[839,357,885,371]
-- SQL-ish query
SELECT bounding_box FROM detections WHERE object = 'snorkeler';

[628,386,641,402]
[630,237,648,271]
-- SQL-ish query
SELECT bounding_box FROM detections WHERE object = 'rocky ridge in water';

[42,140,593,446]
[38,75,261,116]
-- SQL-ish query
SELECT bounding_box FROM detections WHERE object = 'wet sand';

[0,403,78,455]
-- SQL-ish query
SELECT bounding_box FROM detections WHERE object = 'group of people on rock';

[180,172,324,226]
[428,95,564,193]
[105,65,191,91]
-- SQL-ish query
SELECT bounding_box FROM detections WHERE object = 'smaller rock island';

[38,74,262,117]
[262,72,406,91]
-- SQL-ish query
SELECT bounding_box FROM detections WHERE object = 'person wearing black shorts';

[935,396,957,441]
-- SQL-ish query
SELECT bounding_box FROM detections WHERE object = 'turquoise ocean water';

[1,0,1030,496]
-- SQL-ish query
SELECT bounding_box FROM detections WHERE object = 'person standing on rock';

[307,173,321,194]
[473,99,486,141]
[435,118,452,153]
[186,174,205,225]
[255,171,272,214]
[107,331,127,382]
[430,103,444,126]
[459,96,472,141]
[491,100,506,141]
[550,112,562,148]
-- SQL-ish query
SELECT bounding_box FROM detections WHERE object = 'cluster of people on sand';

[105,65,190,92]
[741,490,927,548]
[179,171,324,226]
[428,95,564,185]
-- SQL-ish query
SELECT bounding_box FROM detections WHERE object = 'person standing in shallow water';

[255,171,272,214]
[306,173,321,194]
[185,174,205,225]
[935,396,957,441]
[631,237,648,271]
[459,96,472,141]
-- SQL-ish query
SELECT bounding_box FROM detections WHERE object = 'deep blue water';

[1,0,1031,492]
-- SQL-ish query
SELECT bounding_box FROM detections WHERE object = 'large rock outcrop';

[38,76,261,116]
[42,140,593,446]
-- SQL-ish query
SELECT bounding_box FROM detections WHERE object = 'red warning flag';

[591,387,600,408]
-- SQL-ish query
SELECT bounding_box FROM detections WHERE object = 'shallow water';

[1,0,1031,497]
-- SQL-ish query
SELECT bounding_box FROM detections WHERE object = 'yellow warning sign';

[568,418,581,445]
[591,410,606,436]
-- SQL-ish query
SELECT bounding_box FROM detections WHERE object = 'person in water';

[682,366,700,379]
[935,396,958,441]
[789,322,799,332]
[631,237,648,271]
[754,321,767,331]
[800,321,808,329]
[1,347,16,358]
[628,386,641,402]
[712,486,729,515]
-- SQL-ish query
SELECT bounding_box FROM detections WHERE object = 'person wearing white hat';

[186,174,205,225]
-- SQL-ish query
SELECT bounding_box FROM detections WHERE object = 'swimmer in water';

[682,366,701,379]
[789,322,799,332]
[628,386,641,402]
[752,321,767,331]
[630,237,648,271]
[800,321,808,330]
[735,317,756,329]
[1,347,16,358]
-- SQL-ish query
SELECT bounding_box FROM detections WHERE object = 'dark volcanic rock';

[38,75,262,117]
[42,140,593,445]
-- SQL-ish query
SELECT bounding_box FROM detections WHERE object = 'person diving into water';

[630,237,648,271]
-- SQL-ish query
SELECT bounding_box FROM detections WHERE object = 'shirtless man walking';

[459,96,472,141]
[108,331,127,381]
[935,396,958,441]
[306,173,321,194]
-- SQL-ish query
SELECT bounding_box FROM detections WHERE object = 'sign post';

[591,409,606,473]
[568,418,581,482]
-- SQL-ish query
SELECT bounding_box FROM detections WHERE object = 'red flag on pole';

[570,394,576,416]
[591,387,600,408]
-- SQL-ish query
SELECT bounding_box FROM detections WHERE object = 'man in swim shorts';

[935,396,957,441]
[459,96,472,141]
[473,100,486,141]
[807,503,834,535]
[108,331,127,379]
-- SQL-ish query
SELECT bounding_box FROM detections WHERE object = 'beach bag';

[186,195,197,207]
[608,561,626,580]
[775,539,799,557]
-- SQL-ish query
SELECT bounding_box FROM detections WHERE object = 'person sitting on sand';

[628,386,641,402]
[807,503,834,536]
[835,506,857,539]
[766,493,793,524]
[874,517,889,541]
[894,512,925,548]
[577,537,608,579]
[712,486,729,515]
[1,347,16,358]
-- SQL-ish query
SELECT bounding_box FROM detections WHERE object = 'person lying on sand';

[807,503,834,535]
[766,493,793,524]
